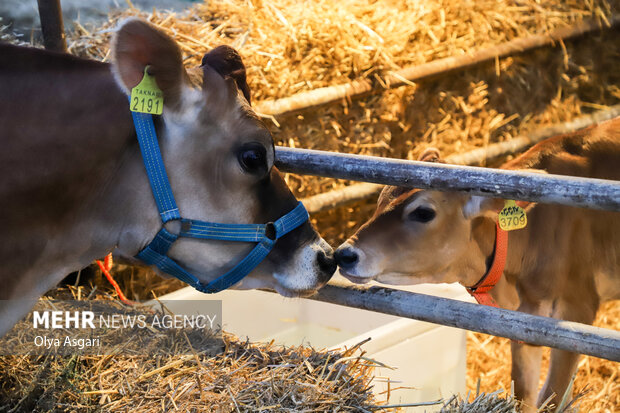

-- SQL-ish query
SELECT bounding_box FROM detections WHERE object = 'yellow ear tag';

[130,66,163,115]
[498,200,527,231]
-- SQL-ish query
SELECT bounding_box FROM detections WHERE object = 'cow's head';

[111,19,335,296]
[334,148,508,287]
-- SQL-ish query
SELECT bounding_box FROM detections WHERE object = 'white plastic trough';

[158,277,476,410]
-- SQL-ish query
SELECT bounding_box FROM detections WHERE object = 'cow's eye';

[408,206,436,223]
[238,143,267,174]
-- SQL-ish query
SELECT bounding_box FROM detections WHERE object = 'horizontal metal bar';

[275,147,620,211]
[303,283,620,362]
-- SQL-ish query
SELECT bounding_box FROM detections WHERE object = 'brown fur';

[0,19,334,337]
[336,118,620,410]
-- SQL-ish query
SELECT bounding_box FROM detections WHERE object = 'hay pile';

[69,0,617,100]
[67,0,620,246]
[0,288,382,412]
[0,288,588,412]
[0,337,380,411]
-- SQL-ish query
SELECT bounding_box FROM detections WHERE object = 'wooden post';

[300,283,620,362]
[37,0,66,52]
[275,146,620,211]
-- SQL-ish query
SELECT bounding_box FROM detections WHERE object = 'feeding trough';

[157,280,475,407]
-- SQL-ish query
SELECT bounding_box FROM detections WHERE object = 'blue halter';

[129,109,309,294]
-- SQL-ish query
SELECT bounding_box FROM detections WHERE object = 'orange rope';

[96,254,133,305]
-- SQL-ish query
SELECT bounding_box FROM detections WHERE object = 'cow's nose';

[316,250,337,281]
[335,245,359,269]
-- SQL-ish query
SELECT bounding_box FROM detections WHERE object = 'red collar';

[466,222,508,307]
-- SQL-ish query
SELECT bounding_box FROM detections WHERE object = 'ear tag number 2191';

[130,66,163,115]
[498,200,527,231]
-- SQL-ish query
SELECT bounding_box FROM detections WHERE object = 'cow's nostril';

[334,247,359,269]
[316,250,337,278]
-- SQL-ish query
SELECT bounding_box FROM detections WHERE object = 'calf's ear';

[418,148,442,162]
[462,196,505,219]
[111,18,186,109]
[463,168,546,219]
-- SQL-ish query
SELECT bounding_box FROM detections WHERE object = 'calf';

[335,118,620,410]
[0,19,335,337]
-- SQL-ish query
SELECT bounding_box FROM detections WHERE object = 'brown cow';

[0,19,335,337]
[334,118,620,410]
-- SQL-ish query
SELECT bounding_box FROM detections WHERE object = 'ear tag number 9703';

[498,200,527,231]
[130,66,163,115]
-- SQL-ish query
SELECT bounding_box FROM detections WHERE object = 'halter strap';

[136,203,308,293]
[130,105,309,294]
[130,110,180,223]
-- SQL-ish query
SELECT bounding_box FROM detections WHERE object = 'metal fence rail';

[301,283,620,362]
[275,147,620,211]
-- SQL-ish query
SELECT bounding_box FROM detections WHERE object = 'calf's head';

[335,149,506,286]
[111,19,335,296]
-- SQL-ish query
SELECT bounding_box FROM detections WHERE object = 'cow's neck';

[455,217,526,309]
[0,46,157,300]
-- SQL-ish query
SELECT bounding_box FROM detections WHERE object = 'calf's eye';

[408,207,436,223]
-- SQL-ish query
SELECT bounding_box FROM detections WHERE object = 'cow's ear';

[111,18,186,109]
[202,45,251,105]
[462,195,505,219]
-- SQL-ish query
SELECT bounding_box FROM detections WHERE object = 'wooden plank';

[303,283,620,362]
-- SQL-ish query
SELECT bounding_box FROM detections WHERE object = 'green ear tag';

[130,66,163,115]
[498,200,527,231]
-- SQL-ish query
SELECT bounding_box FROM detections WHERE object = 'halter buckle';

[265,222,277,240]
